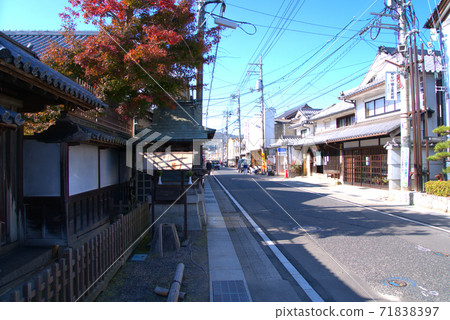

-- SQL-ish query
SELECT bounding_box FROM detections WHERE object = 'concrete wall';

[23,140,60,197]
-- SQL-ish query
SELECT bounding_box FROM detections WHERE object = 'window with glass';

[336,114,355,128]
[300,129,307,138]
[365,93,400,118]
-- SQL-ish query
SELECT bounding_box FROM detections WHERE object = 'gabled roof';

[310,101,354,121]
[2,30,96,58]
[276,103,320,120]
[276,103,308,120]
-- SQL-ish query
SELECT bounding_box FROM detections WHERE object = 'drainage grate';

[212,280,249,302]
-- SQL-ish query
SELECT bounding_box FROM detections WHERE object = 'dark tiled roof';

[276,103,308,120]
[0,32,107,110]
[276,103,320,120]
[144,101,215,141]
[35,117,127,146]
[0,105,25,126]
[2,30,96,58]
[271,115,400,147]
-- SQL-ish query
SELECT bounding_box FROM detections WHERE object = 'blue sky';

[0,0,439,133]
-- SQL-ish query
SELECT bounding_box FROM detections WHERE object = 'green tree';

[44,0,221,116]
[427,126,450,174]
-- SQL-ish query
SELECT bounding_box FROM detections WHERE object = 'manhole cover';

[292,226,322,233]
[387,279,408,287]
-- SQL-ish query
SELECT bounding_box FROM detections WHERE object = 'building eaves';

[310,101,355,121]
[0,32,107,110]
[339,80,385,100]
[310,116,400,145]
[35,117,128,146]
[0,105,25,126]
[424,0,450,28]
[273,116,400,147]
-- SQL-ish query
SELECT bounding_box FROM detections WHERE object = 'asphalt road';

[212,167,450,302]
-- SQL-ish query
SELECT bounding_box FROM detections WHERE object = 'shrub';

[424,181,450,197]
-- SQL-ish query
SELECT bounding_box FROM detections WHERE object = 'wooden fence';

[9,203,149,302]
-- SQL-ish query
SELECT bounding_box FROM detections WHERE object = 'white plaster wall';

[442,20,450,126]
[247,115,263,151]
[264,108,275,148]
[69,144,99,196]
[23,140,60,196]
[315,121,325,133]
[100,148,119,188]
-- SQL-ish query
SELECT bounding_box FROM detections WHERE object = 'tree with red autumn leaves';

[43,0,221,116]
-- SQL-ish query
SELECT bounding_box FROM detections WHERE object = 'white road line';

[213,176,324,302]
[277,181,450,235]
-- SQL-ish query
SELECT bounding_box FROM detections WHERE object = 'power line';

[227,2,367,33]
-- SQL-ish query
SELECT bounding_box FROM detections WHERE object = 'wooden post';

[154,286,186,300]
[151,173,156,238]
[181,171,187,239]
[167,263,185,302]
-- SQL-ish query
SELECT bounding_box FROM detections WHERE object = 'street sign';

[385,71,398,102]
[277,147,287,156]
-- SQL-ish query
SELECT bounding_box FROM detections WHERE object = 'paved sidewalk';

[204,179,252,302]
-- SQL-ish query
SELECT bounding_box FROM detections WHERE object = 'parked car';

[211,160,220,170]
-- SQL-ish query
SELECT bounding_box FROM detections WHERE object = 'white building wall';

[247,115,263,151]
[69,144,99,196]
[23,140,60,197]
[264,108,275,148]
[442,19,450,126]
[100,148,119,188]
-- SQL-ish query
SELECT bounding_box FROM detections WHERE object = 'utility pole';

[231,91,242,158]
[225,110,229,164]
[249,55,266,172]
[197,0,226,126]
[397,0,412,192]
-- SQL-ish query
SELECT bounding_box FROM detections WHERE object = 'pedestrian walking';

[242,161,248,174]
[206,161,212,175]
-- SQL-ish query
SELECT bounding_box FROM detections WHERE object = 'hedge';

[424,181,450,197]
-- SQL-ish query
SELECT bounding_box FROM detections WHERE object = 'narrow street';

[211,167,450,302]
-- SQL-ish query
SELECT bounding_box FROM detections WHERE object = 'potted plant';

[186,170,194,184]
[156,171,162,185]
